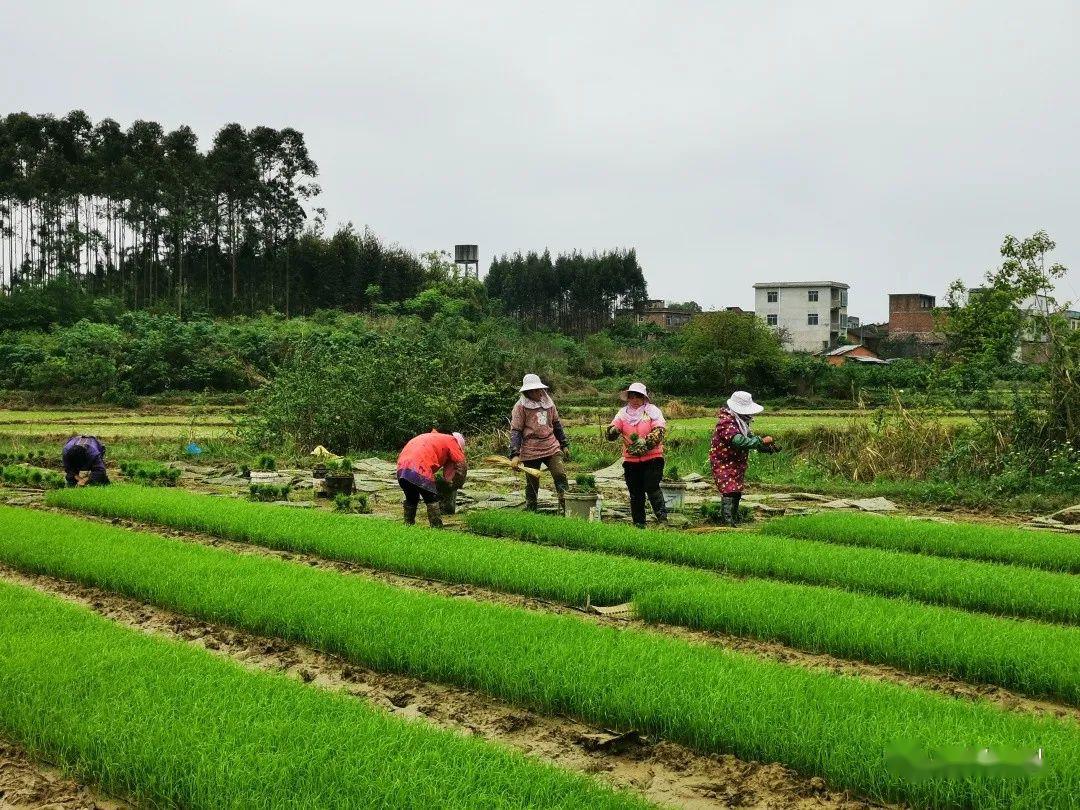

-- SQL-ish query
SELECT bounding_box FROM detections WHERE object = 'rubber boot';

[403,503,418,526]
[647,489,668,524]
[426,502,443,528]
[525,493,538,512]
[731,493,743,526]
[720,495,737,527]
[554,476,569,517]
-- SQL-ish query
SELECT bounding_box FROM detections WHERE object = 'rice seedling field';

[464,511,1080,623]
[1,504,1079,809]
[762,512,1080,572]
[46,487,1080,705]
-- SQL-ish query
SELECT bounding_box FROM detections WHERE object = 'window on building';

[766,314,778,326]
[807,313,819,325]
[766,290,778,303]
[921,298,931,308]
[808,290,819,302]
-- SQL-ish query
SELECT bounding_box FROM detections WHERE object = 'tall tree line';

[0,110,321,316]
[485,248,648,334]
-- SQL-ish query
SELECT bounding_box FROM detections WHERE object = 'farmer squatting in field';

[396,430,467,528]
[509,373,570,513]
[709,391,779,526]
[607,382,668,528]
[61,435,110,487]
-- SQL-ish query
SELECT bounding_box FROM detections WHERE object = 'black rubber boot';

[426,502,443,528]
[720,495,737,527]
[525,494,538,512]
[629,495,647,528]
[403,503,417,525]
[647,489,668,524]
[731,493,743,526]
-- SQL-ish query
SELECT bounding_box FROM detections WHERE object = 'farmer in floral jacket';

[606,382,667,528]
[709,391,778,526]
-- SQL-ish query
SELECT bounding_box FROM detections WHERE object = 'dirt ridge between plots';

[0,738,130,810]
[0,566,884,810]
[41,505,1080,724]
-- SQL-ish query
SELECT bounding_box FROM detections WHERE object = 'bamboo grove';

[0,110,325,316]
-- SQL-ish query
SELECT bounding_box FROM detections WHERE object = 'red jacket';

[396,430,466,493]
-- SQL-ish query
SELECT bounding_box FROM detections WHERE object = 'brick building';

[888,293,937,336]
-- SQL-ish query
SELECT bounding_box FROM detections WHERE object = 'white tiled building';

[754,281,849,352]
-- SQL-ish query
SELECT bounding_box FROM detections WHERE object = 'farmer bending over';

[509,373,570,513]
[709,391,778,526]
[61,435,110,487]
[396,430,467,528]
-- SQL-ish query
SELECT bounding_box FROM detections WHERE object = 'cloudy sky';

[7,1,1079,321]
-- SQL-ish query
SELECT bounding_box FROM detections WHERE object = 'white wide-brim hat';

[727,391,764,416]
[452,432,466,451]
[619,382,650,402]
[519,373,550,393]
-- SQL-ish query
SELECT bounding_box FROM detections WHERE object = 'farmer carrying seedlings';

[61,435,110,487]
[396,430,468,528]
[709,391,778,526]
[606,382,667,528]
[509,373,570,513]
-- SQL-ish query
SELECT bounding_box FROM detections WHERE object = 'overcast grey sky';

[6,1,1079,321]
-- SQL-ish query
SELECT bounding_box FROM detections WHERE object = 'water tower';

[454,244,479,279]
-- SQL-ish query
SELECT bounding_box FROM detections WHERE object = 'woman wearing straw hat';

[606,382,667,528]
[709,391,778,527]
[509,374,570,513]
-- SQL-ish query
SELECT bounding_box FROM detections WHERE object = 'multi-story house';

[754,281,849,352]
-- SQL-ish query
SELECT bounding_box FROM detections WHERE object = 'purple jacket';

[62,436,108,485]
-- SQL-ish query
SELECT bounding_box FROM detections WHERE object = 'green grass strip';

[47,486,1080,705]
[761,512,1080,572]
[463,511,1080,624]
[0,580,640,809]
[1,505,1079,809]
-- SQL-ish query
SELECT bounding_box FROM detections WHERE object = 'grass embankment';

[463,511,1080,624]
[1,507,1079,809]
[0,580,635,809]
[48,487,1080,704]
[762,513,1080,572]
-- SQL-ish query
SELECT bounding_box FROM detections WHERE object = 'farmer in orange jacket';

[396,430,467,527]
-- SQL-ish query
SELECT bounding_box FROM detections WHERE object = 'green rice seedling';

[334,492,371,513]
[762,512,1080,573]
[256,453,277,471]
[248,483,290,502]
[0,580,638,809]
[1,506,1079,809]
[45,487,1080,704]
[118,460,181,487]
[463,511,1080,625]
[0,464,65,489]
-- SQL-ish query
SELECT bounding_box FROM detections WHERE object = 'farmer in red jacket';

[396,430,467,527]
[709,391,778,526]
